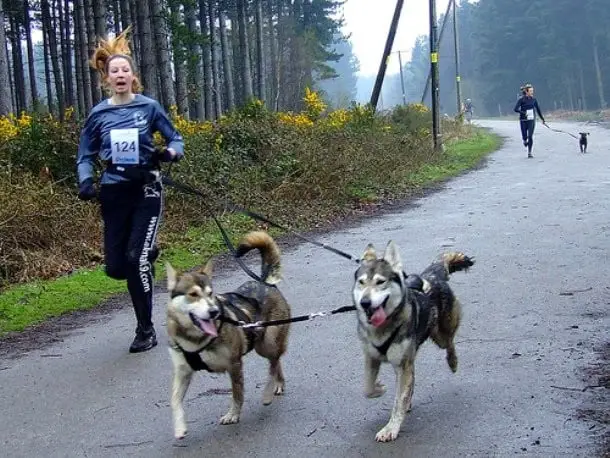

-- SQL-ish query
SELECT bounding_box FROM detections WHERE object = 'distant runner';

[514,84,546,158]
[463,98,474,123]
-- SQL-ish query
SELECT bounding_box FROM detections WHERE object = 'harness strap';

[373,324,403,356]
[372,289,417,356]
[104,163,161,183]
[220,294,259,353]
[174,342,212,372]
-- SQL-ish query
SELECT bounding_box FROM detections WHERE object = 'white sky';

[341,0,451,77]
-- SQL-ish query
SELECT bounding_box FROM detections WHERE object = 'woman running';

[514,83,546,158]
[76,28,184,353]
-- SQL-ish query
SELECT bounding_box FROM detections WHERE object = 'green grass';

[407,131,502,188]
[0,129,501,336]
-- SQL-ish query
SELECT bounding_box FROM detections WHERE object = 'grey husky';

[165,231,291,439]
[352,241,474,442]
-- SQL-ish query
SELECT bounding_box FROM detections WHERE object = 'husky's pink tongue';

[370,307,387,328]
[198,319,218,337]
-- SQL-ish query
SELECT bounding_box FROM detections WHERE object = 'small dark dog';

[579,132,589,153]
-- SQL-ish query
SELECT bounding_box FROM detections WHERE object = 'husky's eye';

[358,278,366,286]
[187,291,199,299]
[375,278,386,285]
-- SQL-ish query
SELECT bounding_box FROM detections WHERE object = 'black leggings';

[99,180,163,334]
[520,120,536,152]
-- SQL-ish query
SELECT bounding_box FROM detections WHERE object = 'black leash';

[162,174,276,287]
[543,123,579,140]
[157,153,361,328]
[160,174,360,265]
[220,304,356,329]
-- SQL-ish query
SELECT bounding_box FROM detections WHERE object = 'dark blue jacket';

[76,94,184,185]
[514,96,545,123]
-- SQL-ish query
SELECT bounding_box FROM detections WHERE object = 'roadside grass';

[0,129,501,336]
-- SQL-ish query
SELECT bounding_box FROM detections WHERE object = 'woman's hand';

[77,178,97,201]
[160,148,179,162]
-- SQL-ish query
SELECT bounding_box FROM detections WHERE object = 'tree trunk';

[168,0,188,116]
[93,0,107,39]
[229,2,242,105]
[566,75,574,111]
[579,63,587,111]
[61,0,74,109]
[9,15,26,113]
[119,0,131,31]
[208,0,222,117]
[23,0,39,108]
[42,17,54,116]
[592,34,607,110]
[129,0,140,57]
[7,37,16,113]
[42,0,66,117]
[151,0,176,109]
[218,7,235,110]
[274,0,286,110]
[85,0,102,104]
[0,0,13,115]
[112,0,121,34]
[184,1,205,119]
[199,0,214,118]
[266,0,277,108]
[136,0,158,99]
[75,0,92,111]
[237,0,253,101]
[255,0,265,103]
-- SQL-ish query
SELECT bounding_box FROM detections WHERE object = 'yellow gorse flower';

[409,103,430,113]
[169,106,214,136]
[277,112,314,128]
[303,87,326,119]
[0,112,36,142]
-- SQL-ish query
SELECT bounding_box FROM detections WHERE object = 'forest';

[0,0,359,118]
[374,0,610,117]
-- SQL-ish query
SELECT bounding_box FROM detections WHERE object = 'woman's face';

[526,87,534,96]
[107,57,134,95]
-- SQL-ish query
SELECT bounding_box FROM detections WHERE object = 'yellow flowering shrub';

[409,103,430,113]
[169,105,214,137]
[303,87,327,119]
[0,115,19,142]
[277,112,314,128]
[323,109,350,129]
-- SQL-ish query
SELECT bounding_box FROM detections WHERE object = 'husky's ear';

[383,240,403,273]
[199,259,213,277]
[361,244,377,262]
[166,262,178,291]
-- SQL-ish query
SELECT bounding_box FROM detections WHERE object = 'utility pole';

[421,0,452,104]
[452,0,462,114]
[429,0,441,151]
[370,0,405,110]
[398,50,407,105]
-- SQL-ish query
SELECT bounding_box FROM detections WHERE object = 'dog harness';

[173,293,260,372]
[371,279,428,356]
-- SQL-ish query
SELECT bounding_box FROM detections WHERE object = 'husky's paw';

[274,381,285,396]
[375,425,400,442]
[219,411,240,425]
[262,380,285,405]
[447,352,458,373]
[365,382,386,399]
[174,426,187,440]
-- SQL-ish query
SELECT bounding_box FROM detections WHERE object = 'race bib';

[526,109,534,120]
[110,128,139,164]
